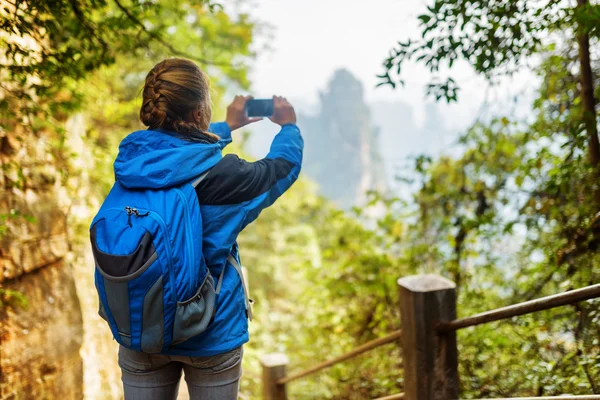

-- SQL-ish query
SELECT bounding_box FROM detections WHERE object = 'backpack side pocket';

[171,273,217,346]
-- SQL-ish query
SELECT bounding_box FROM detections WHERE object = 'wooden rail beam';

[276,330,402,385]
[438,282,600,333]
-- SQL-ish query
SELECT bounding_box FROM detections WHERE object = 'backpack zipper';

[125,206,149,227]
[174,188,195,288]
[104,207,176,304]
[142,209,177,304]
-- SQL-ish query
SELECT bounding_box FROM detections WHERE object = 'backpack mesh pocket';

[172,274,217,346]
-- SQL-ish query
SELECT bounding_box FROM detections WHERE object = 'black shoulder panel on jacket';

[195,154,295,205]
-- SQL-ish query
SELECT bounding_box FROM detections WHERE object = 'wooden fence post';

[398,275,459,400]
[261,353,289,400]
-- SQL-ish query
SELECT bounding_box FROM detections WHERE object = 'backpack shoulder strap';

[191,169,211,188]
[215,254,253,321]
[193,172,253,321]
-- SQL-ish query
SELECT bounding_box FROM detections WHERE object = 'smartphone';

[245,99,274,117]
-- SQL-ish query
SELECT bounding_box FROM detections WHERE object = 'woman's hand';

[269,96,296,126]
[225,95,262,131]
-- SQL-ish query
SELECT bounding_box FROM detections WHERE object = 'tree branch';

[68,0,108,56]
[112,0,231,67]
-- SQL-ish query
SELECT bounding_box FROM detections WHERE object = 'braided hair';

[140,58,219,141]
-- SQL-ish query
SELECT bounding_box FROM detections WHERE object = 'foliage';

[0,0,252,171]
[0,209,36,240]
[387,45,600,399]
[237,186,407,399]
[372,1,600,395]
[0,287,28,309]
[0,0,244,106]
[0,0,255,236]
[378,0,600,102]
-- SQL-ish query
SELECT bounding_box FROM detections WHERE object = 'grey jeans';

[118,345,243,400]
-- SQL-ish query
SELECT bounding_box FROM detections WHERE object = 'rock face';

[0,261,83,400]
[73,246,122,400]
[0,125,84,399]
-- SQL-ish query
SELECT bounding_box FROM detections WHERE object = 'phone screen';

[246,99,274,117]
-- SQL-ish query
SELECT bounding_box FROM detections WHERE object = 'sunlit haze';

[234,0,536,190]
[240,0,535,134]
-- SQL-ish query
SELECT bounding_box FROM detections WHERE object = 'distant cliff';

[243,71,452,208]
[299,69,387,209]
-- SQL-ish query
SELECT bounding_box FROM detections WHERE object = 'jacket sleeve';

[240,124,303,228]
[208,122,232,149]
[195,124,304,228]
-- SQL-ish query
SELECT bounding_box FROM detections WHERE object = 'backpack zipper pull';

[133,208,149,217]
[124,206,149,227]
[125,206,133,227]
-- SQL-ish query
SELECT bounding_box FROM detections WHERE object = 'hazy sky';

[238,0,536,132]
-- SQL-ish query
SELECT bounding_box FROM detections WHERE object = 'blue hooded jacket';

[112,122,303,356]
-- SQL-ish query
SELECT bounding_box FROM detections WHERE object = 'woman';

[112,58,303,399]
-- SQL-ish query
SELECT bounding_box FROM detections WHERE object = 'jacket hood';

[114,129,223,189]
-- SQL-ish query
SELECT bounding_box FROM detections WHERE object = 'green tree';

[0,0,243,101]
[0,0,255,238]
[375,0,600,397]
[378,0,599,165]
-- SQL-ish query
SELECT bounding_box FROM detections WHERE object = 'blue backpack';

[90,173,226,353]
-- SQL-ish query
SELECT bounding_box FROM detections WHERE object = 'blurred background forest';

[1,0,600,399]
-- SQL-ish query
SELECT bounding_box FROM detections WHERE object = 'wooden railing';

[277,329,402,385]
[260,274,600,400]
[260,330,403,400]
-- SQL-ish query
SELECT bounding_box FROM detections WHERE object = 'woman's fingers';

[269,95,296,126]
[225,94,264,130]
